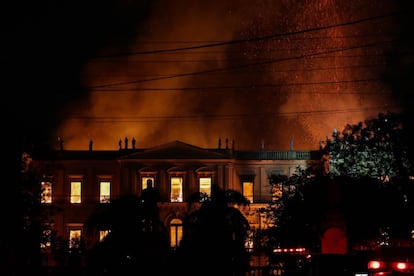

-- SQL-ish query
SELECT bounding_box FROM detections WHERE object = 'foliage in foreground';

[179,185,251,275]
[257,112,414,252]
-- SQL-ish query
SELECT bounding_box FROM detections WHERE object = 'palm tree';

[179,185,250,276]
[85,193,169,275]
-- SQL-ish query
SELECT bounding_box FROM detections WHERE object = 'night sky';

[5,0,414,152]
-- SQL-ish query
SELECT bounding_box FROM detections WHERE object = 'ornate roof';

[118,140,233,160]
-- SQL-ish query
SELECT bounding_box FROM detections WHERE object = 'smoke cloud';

[54,0,405,150]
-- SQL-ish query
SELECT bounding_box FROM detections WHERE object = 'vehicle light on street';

[393,261,407,271]
[368,260,384,270]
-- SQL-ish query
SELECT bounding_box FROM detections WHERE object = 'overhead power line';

[68,105,399,122]
[92,12,400,58]
[88,62,389,80]
[92,78,386,93]
[88,39,397,89]
[91,54,388,63]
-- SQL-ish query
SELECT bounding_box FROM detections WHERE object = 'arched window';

[170,218,183,248]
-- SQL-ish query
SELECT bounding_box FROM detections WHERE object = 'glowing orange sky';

[54,0,403,151]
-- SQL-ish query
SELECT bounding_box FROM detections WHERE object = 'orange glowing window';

[170,177,183,202]
[199,177,212,197]
[99,181,111,203]
[69,229,81,249]
[170,218,183,248]
[40,228,52,249]
[243,181,253,203]
[142,176,155,190]
[41,181,52,204]
[70,181,82,204]
[99,230,111,241]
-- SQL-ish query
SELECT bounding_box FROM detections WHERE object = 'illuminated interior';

[243,181,254,203]
[170,218,183,248]
[99,181,111,203]
[99,230,111,241]
[70,181,82,204]
[40,228,52,249]
[69,229,82,249]
[41,181,52,204]
[199,177,212,197]
[142,176,155,190]
[170,177,183,202]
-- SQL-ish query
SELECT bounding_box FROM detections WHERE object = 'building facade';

[31,140,319,258]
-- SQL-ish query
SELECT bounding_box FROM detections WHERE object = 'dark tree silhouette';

[256,167,325,254]
[324,112,414,245]
[7,151,63,276]
[259,112,414,254]
[86,191,169,276]
[325,112,413,180]
[178,185,250,276]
